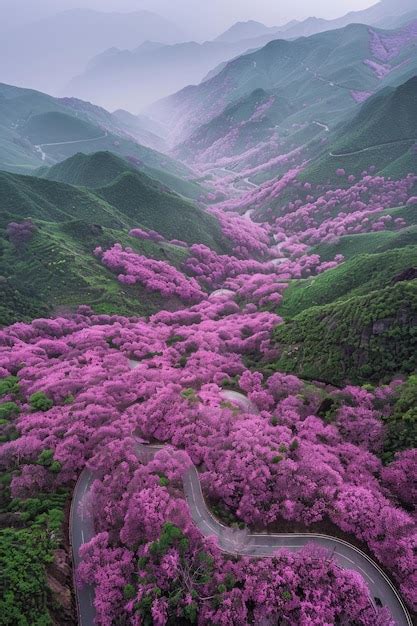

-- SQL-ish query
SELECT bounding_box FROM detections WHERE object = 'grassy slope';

[312,225,417,262]
[332,78,417,153]
[0,219,189,325]
[272,230,417,385]
[273,280,417,385]
[0,166,228,325]
[301,77,417,184]
[0,82,196,194]
[0,168,226,247]
[44,151,142,188]
[96,171,226,250]
[43,151,205,201]
[280,246,417,317]
[22,111,103,144]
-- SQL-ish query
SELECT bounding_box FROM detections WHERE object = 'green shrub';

[30,392,53,412]
[0,376,20,397]
[0,402,20,420]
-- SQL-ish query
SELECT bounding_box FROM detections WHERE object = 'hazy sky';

[6,0,378,38]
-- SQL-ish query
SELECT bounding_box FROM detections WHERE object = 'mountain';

[13,154,223,247]
[0,82,204,199]
[215,21,282,43]
[0,9,185,95]
[42,151,139,189]
[270,0,417,41]
[109,109,166,152]
[304,76,417,183]
[66,32,296,112]
[150,20,417,147]
[0,161,229,324]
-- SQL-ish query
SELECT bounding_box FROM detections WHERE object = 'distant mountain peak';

[215,20,279,43]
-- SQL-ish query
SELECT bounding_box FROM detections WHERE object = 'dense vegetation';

[273,281,417,385]
[279,245,417,317]
[1,15,417,626]
[0,376,70,625]
[0,158,231,324]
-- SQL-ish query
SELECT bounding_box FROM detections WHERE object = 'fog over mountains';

[0,0,414,111]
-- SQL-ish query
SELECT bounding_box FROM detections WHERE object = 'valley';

[0,2,416,626]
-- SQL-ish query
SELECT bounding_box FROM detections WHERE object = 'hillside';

[272,280,417,385]
[0,82,197,199]
[150,20,417,147]
[95,172,226,248]
[43,150,205,201]
[175,88,293,164]
[43,151,140,189]
[279,246,417,318]
[0,218,189,325]
[0,165,230,324]
[304,76,417,182]
[312,223,417,261]
[22,111,105,145]
[0,168,225,247]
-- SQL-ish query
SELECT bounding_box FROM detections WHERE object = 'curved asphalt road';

[70,385,413,626]
[70,471,96,626]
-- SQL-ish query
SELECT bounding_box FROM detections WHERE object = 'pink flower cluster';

[184,244,275,289]
[249,95,276,122]
[369,20,417,62]
[95,244,204,303]
[0,301,415,615]
[364,58,391,79]
[272,174,417,246]
[209,208,271,257]
[7,219,37,249]
[77,445,391,626]
[213,166,304,214]
[129,228,164,243]
[351,90,373,103]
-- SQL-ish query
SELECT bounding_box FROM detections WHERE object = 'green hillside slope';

[303,76,417,183]
[0,82,196,198]
[280,246,417,317]
[42,151,205,201]
[0,218,189,325]
[43,151,138,188]
[0,166,228,325]
[0,168,225,248]
[272,280,417,385]
[22,111,104,144]
[96,171,225,248]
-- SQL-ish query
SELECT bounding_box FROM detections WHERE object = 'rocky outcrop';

[46,548,75,625]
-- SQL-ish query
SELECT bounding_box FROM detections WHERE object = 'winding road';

[70,385,412,626]
[313,121,330,132]
[329,137,417,158]
[34,132,108,162]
